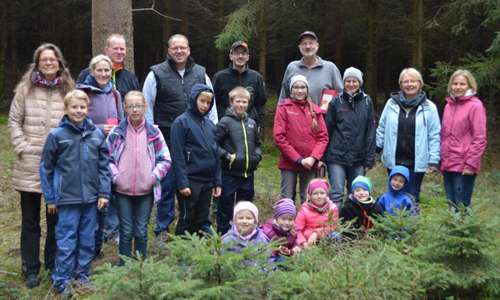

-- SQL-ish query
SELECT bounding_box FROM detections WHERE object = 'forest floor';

[1,103,500,299]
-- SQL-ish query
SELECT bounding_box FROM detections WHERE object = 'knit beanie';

[351,175,372,195]
[233,201,259,223]
[289,75,309,92]
[343,67,364,87]
[274,198,297,219]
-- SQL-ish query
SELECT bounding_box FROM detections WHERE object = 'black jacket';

[76,66,140,101]
[340,194,381,238]
[217,108,262,178]
[212,64,267,129]
[323,90,376,167]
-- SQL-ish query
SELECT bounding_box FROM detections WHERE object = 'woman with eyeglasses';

[376,68,441,208]
[8,43,75,288]
[274,75,328,204]
[77,54,124,259]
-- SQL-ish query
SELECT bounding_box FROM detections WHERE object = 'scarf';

[307,200,331,214]
[399,92,422,108]
[35,72,61,88]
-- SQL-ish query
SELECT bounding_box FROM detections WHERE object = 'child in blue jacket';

[170,83,223,236]
[40,90,111,297]
[377,165,418,216]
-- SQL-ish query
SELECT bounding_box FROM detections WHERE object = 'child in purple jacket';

[260,199,300,261]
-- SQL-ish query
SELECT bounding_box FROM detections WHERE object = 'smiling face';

[104,37,127,66]
[234,210,256,236]
[451,75,470,97]
[276,214,295,232]
[344,77,360,94]
[298,36,319,60]
[91,60,112,89]
[401,73,422,100]
[353,187,370,202]
[390,174,406,191]
[38,49,60,81]
[291,81,308,101]
[310,187,328,207]
[124,94,147,126]
[230,45,249,70]
[168,36,190,69]
[231,97,249,117]
[64,97,88,127]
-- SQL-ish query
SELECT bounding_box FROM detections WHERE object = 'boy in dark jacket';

[40,90,110,296]
[170,83,223,236]
[216,86,262,234]
[340,175,381,239]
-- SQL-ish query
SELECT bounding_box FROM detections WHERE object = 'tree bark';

[334,0,342,70]
[258,0,267,83]
[365,0,378,110]
[181,0,189,36]
[92,0,135,73]
[0,0,7,100]
[216,0,225,71]
[411,0,423,72]
[317,0,326,59]
[162,0,172,59]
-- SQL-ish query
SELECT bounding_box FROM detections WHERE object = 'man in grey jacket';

[279,31,343,106]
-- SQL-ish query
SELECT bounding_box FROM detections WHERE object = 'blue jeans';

[154,169,176,235]
[217,175,255,235]
[327,164,364,210]
[53,203,96,291]
[115,191,154,266]
[443,171,476,211]
[387,167,425,202]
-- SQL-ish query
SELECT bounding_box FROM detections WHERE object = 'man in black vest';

[212,41,267,132]
[143,34,218,246]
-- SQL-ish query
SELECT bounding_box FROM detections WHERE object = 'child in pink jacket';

[294,178,339,248]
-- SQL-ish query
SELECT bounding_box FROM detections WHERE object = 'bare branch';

[132,0,181,21]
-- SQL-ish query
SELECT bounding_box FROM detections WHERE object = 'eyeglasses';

[39,58,58,64]
[299,42,317,47]
[125,104,145,110]
[169,46,189,52]
[402,79,419,85]
[292,86,307,91]
[232,51,248,57]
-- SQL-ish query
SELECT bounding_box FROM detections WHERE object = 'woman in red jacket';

[274,75,329,204]
[440,70,487,212]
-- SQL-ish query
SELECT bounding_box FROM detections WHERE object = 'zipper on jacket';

[241,119,249,178]
[46,88,52,138]
[187,150,190,162]
[133,130,138,195]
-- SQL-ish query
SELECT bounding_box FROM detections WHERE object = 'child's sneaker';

[25,274,40,288]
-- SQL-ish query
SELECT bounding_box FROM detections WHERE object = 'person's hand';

[318,161,326,168]
[47,203,58,215]
[103,125,115,136]
[364,166,370,172]
[307,232,318,245]
[98,197,109,210]
[279,245,291,256]
[230,154,236,163]
[462,168,475,176]
[426,167,437,174]
[179,187,191,197]
[292,245,302,253]
[213,186,222,197]
[301,157,316,170]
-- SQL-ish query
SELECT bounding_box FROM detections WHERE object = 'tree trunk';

[334,0,342,70]
[411,0,423,72]
[317,0,326,59]
[181,0,189,35]
[258,0,266,83]
[216,0,225,71]
[365,0,378,110]
[92,0,135,73]
[162,0,172,59]
[0,0,7,100]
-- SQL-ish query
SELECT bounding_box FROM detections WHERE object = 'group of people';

[8,29,487,297]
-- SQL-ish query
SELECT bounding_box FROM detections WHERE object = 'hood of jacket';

[188,83,215,118]
[388,165,410,195]
[59,115,96,134]
[448,89,475,103]
[223,106,249,120]
[390,91,427,108]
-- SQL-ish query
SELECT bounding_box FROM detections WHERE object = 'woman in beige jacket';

[8,43,74,288]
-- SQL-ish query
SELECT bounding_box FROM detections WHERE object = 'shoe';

[25,274,40,288]
[155,231,172,249]
[94,246,103,261]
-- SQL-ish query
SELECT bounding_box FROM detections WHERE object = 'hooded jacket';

[260,218,299,257]
[377,165,416,216]
[217,107,262,177]
[323,89,376,167]
[106,117,171,202]
[40,117,111,206]
[440,92,487,174]
[77,75,124,133]
[376,92,441,172]
[213,63,267,129]
[221,225,270,254]
[170,83,222,190]
[273,98,329,171]
[294,200,339,245]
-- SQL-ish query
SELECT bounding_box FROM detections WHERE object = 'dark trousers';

[175,179,213,236]
[443,171,477,211]
[20,191,57,276]
[154,169,176,235]
[217,175,255,235]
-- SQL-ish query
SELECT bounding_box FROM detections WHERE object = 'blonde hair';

[64,90,90,107]
[14,43,75,96]
[447,69,477,94]
[229,86,250,103]
[398,68,424,91]
[124,90,146,104]
[89,54,112,71]
[198,90,213,100]
[306,96,318,132]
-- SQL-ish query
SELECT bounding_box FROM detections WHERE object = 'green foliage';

[214,1,260,50]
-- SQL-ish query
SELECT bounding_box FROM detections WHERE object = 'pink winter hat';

[233,201,259,223]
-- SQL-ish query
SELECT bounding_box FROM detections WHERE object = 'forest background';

[1,0,500,299]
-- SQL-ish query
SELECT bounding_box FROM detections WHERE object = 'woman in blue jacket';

[376,68,441,204]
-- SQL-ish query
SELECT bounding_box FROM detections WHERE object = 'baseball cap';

[231,41,249,52]
[299,31,318,42]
